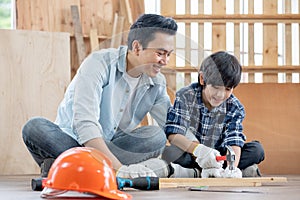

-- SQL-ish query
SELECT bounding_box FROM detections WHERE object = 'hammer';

[216,145,235,170]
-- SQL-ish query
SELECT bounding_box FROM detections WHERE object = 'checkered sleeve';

[164,94,191,138]
[222,98,247,148]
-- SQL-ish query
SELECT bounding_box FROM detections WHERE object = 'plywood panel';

[234,84,300,174]
[0,29,70,175]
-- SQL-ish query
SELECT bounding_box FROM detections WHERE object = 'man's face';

[202,85,233,109]
[137,32,174,77]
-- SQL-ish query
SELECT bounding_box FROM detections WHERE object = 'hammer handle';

[216,155,227,161]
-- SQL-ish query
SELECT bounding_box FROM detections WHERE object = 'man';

[22,14,177,178]
[162,51,265,178]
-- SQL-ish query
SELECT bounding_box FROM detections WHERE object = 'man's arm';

[84,138,122,170]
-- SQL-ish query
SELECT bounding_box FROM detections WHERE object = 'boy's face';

[202,85,233,109]
[199,72,234,109]
[134,32,174,77]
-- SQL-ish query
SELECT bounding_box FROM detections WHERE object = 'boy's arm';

[231,145,241,167]
[168,134,199,153]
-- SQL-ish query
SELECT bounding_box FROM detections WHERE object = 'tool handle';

[31,177,44,191]
[216,155,227,161]
[117,177,159,190]
[32,176,160,191]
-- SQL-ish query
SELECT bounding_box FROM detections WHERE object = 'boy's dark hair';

[127,14,178,50]
[199,51,242,88]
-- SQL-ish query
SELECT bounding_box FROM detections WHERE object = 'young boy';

[22,14,177,178]
[162,51,265,178]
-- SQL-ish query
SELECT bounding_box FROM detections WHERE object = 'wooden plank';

[161,0,176,16]
[89,28,99,52]
[0,29,70,175]
[110,13,125,48]
[159,177,287,188]
[16,0,32,29]
[198,0,204,64]
[263,0,278,82]
[71,5,86,65]
[80,0,116,37]
[169,14,300,23]
[234,0,240,61]
[128,0,144,22]
[184,0,191,85]
[212,0,226,51]
[248,0,255,83]
[161,0,177,93]
[285,0,292,82]
[162,65,300,73]
[125,0,133,25]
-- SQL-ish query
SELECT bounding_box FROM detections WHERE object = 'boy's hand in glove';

[222,166,242,178]
[193,144,224,169]
[116,164,157,178]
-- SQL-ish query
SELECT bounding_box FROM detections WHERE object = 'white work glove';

[201,168,225,178]
[193,144,224,169]
[222,166,242,178]
[116,164,157,178]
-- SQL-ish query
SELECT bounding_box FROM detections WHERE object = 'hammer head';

[225,145,235,170]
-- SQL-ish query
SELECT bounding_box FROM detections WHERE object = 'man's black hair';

[199,51,242,88]
[127,14,178,50]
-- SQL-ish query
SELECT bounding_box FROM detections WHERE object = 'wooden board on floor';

[0,29,70,175]
[159,177,287,188]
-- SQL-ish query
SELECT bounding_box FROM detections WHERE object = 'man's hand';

[116,164,157,178]
[222,166,242,178]
[201,168,224,178]
[193,144,224,169]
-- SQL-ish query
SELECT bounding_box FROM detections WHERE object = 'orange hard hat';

[43,147,131,200]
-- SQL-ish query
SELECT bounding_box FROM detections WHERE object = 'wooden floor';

[1,175,299,200]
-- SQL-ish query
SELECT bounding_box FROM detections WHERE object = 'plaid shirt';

[165,82,246,149]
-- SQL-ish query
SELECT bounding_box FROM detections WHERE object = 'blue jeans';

[162,141,265,170]
[22,117,167,166]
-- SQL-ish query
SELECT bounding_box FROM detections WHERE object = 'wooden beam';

[162,65,300,73]
[285,0,292,82]
[71,5,86,65]
[159,177,288,188]
[167,14,300,23]
[89,28,99,52]
[263,0,278,83]
[110,13,125,48]
[248,0,255,82]
[212,0,226,52]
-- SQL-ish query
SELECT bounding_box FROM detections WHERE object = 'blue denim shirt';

[55,46,171,144]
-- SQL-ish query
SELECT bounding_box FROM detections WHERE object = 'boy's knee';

[250,141,265,163]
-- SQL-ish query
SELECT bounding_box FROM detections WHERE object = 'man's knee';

[144,125,167,147]
[22,117,48,141]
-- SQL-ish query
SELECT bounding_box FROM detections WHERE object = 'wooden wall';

[16,0,144,78]
[234,84,300,174]
[0,29,70,175]
[1,0,144,175]
[8,0,300,175]
[160,0,300,174]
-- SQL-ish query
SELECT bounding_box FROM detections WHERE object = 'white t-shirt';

[117,73,141,131]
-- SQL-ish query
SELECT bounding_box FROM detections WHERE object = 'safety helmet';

[43,147,131,200]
